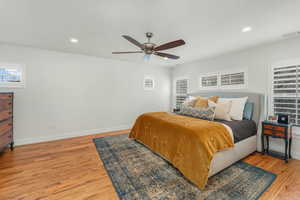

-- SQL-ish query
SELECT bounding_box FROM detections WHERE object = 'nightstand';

[261,120,293,163]
[173,108,180,113]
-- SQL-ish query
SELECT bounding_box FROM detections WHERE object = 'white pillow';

[218,97,248,120]
[208,100,232,121]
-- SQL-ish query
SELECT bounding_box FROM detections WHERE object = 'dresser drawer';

[263,124,287,138]
[263,124,285,132]
[0,93,13,101]
[0,110,12,121]
[0,131,12,147]
[0,120,13,134]
[0,96,13,121]
[0,93,13,150]
[264,129,286,138]
[0,99,12,109]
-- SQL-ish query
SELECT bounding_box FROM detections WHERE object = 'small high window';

[0,64,25,88]
[143,77,154,90]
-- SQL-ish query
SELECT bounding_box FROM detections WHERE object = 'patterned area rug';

[93,134,276,200]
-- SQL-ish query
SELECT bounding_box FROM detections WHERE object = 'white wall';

[0,44,171,145]
[172,37,300,159]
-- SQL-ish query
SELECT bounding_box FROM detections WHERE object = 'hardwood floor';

[0,130,300,200]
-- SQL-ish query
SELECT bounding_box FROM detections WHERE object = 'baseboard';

[15,124,132,146]
[256,150,300,160]
[16,127,300,160]
[291,152,300,160]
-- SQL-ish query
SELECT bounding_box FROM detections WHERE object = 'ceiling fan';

[112,32,185,60]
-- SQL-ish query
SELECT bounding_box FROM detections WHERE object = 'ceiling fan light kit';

[112,32,185,60]
[144,54,151,61]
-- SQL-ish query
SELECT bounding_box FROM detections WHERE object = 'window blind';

[200,74,218,88]
[272,65,299,124]
[176,79,188,94]
[175,79,188,108]
[176,96,187,108]
[144,78,154,90]
[221,72,245,86]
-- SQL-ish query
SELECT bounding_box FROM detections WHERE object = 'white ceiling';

[1,0,300,67]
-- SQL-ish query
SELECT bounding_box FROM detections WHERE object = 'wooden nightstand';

[173,108,180,113]
[261,120,293,163]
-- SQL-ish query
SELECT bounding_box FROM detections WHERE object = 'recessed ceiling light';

[164,57,168,60]
[69,38,79,43]
[242,26,252,33]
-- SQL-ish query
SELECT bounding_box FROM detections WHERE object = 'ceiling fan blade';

[154,52,180,59]
[154,39,185,51]
[112,51,143,54]
[122,35,144,49]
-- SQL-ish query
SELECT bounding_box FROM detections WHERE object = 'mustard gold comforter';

[129,112,234,189]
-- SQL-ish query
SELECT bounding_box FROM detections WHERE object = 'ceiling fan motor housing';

[143,43,155,54]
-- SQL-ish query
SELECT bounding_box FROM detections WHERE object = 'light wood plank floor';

[0,130,300,200]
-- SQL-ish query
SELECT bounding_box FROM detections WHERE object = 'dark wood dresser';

[0,93,14,152]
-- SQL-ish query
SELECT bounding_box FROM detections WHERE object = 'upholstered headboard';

[188,91,264,126]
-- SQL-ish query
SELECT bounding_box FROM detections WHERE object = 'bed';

[194,92,264,177]
[130,92,264,189]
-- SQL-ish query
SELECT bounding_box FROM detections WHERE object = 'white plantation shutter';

[176,79,188,94]
[200,74,218,88]
[144,78,154,90]
[175,79,188,108]
[221,72,245,87]
[175,96,187,108]
[198,70,247,90]
[272,65,299,124]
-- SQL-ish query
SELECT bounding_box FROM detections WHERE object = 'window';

[175,79,188,108]
[0,64,25,88]
[199,70,247,90]
[271,65,299,125]
[199,73,218,88]
[220,71,246,88]
[143,77,154,90]
[144,78,154,90]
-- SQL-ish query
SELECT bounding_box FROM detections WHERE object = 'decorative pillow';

[243,102,254,120]
[179,105,216,121]
[182,96,197,107]
[218,97,248,120]
[194,96,219,109]
[208,100,232,121]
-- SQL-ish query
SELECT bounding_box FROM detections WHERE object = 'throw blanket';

[129,112,234,189]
